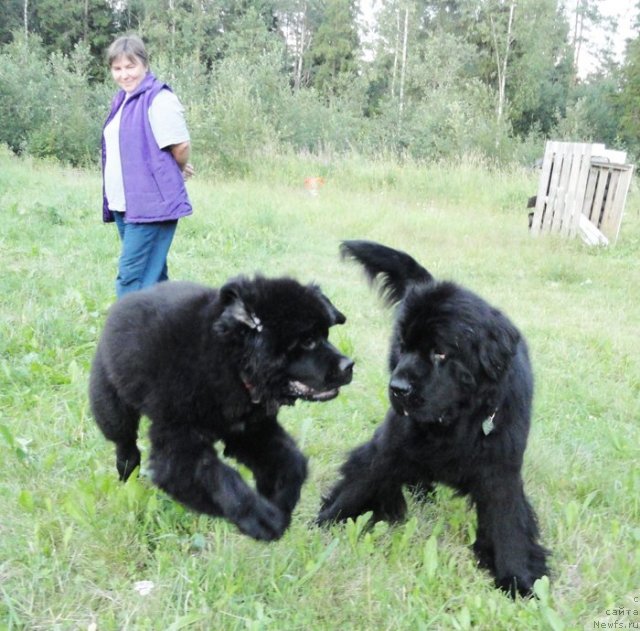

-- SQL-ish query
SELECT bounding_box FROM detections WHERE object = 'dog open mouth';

[391,399,450,425]
[288,380,340,402]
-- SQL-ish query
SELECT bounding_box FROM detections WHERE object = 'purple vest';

[101,73,192,223]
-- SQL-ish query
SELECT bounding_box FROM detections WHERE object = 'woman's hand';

[182,162,195,179]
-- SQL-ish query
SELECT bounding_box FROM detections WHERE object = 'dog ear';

[219,280,263,331]
[312,286,346,325]
[478,311,521,381]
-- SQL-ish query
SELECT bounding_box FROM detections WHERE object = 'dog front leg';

[224,420,308,525]
[149,426,287,541]
[473,473,549,598]
[317,435,407,525]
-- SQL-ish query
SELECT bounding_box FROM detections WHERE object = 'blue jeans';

[113,212,178,299]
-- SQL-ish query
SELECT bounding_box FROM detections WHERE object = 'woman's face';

[110,54,147,94]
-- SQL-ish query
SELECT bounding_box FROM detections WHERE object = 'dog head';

[216,276,354,407]
[388,281,521,426]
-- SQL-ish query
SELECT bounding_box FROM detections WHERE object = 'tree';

[304,0,360,99]
[0,0,25,44]
[561,71,621,146]
[277,0,325,90]
[503,0,573,137]
[116,0,206,65]
[363,0,421,122]
[0,0,116,77]
[28,0,116,79]
[569,0,615,81]
[619,23,640,156]
[488,0,515,127]
[0,32,50,153]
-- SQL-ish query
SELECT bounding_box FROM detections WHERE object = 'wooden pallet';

[582,160,634,244]
[530,141,634,245]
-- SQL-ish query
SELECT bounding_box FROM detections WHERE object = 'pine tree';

[305,0,360,99]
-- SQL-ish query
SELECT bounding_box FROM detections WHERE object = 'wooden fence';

[530,141,634,245]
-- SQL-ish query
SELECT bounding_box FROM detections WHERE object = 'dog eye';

[300,337,319,351]
[432,352,447,364]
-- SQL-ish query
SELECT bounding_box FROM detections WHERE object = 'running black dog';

[90,277,353,541]
[317,241,549,597]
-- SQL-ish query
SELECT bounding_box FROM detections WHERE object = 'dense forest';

[1,0,639,173]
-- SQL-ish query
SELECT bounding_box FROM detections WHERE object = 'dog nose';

[389,376,412,399]
[339,356,354,378]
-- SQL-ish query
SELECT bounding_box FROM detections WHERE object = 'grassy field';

[1,145,639,630]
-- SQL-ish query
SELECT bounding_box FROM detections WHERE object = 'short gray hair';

[107,34,149,68]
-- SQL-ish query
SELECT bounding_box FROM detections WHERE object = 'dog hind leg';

[89,355,141,481]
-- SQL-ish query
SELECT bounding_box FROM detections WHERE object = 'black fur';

[318,241,549,597]
[90,278,353,541]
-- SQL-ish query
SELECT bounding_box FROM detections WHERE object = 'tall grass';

[1,145,639,630]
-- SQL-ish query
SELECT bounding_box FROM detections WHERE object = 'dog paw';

[315,509,333,526]
[316,499,350,526]
[116,447,141,482]
[495,573,535,599]
[373,492,407,523]
[233,495,289,542]
[318,488,405,526]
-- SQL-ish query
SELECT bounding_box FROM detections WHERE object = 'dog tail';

[340,240,433,306]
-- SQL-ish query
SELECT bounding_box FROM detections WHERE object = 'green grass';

[1,144,639,630]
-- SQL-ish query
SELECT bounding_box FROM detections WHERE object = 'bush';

[0,33,107,167]
[26,43,107,167]
[193,55,279,176]
[0,30,565,173]
[0,33,50,154]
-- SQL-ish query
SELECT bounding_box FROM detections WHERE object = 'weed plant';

[1,145,639,630]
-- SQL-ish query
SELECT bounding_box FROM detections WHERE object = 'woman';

[102,34,194,298]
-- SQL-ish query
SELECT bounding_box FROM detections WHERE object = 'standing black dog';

[317,241,549,597]
[90,277,353,541]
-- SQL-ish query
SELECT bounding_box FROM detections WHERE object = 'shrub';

[0,33,50,154]
[26,43,107,167]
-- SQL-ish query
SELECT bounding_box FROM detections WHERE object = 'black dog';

[90,277,353,541]
[317,241,549,597]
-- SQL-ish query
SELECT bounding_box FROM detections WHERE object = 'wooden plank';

[613,166,634,243]
[600,165,634,244]
[546,143,570,234]
[531,141,556,236]
[543,143,568,234]
[603,149,627,163]
[600,169,624,241]
[579,214,609,246]
[590,166,609,228]
[554,143,590,236]
[556,143,581,237]
[582,166,599,223]
[566,144,593,238]
[598,169,620,240]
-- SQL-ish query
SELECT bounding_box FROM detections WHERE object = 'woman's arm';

[169,141,194,178]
